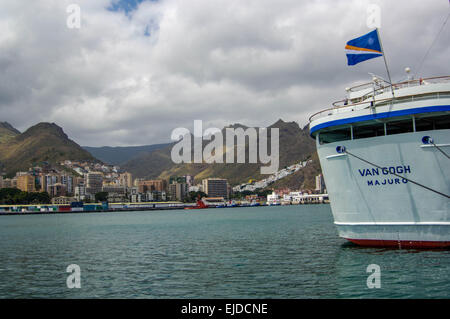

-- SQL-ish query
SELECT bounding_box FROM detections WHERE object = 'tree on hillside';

[95,192,108,203]
[0,188,50,204]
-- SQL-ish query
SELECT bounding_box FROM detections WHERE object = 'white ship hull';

[317,129,449,248]
[310,76,450,248]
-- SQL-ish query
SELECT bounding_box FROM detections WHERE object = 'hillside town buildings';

[1,157,324,205]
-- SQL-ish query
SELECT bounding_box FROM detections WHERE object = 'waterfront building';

[129,186,139,195]
[202,178,228,199]
[102,185,126,203]
[15,171,30,177]
[315,174,326,193]
[133,178,144,187]
[74,184,87,201]
[42,173,59,194]
[86,172,103,195]
[188,184,203,193]
[60,175,74,195]
[74,176,84,188]
[131,190,167,203]
[11,178,17,188]
[107,193,127,203]
[288,191,304,204]
[17,175,36,192]
[49,183,67,197]
[266,191,281,205]
[1,178,12,188]
[51,196,76,205]
[185,175,194,186]
[137,179,167,193]
[169,182,188,201]
[119,172,133,188]
[102,185,126,195]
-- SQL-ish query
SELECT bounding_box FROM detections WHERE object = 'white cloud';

[0,0,448,146]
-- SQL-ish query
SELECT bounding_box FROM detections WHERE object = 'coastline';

[0,202,330,216]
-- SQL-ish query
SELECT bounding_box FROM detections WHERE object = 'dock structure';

[0,201,185,215]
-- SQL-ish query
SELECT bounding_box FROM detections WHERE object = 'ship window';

[386,118,413,135]
[435,114,450,129]
[319,127,351,144]
[415,113,450,132]
[353,122,385,139]
[438,93,450,99]
[415,116,434,131]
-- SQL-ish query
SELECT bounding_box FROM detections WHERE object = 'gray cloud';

[0,0,448,146]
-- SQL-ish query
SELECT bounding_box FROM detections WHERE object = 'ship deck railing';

[309,75,450,123]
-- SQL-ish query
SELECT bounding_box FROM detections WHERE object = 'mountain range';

[83,143,171,165]
[121,119,320,189]
[0,122,21,144]
[0,120,321,189]
[0,122,96,177]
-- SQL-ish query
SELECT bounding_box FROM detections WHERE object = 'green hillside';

[0,122,97,176]
[0,122,20,144]
[83,143,171,165]
[123,119,321,188]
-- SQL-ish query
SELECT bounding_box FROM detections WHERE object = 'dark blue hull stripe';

[309,104,450,136]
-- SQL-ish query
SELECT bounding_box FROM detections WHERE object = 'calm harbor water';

[0,204,448,299]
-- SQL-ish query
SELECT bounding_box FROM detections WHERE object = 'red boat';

[185,197,209,210]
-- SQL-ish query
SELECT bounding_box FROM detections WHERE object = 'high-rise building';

[40,174,74,195]
[17,175,36,192]
[202,178,228,199]
[102,185,126,195]
[86,172,103,195]
[169,183,188,201]
[74,184,87,201]
[42,174,59,194]
[2,178,12,188]
[315,174,325,193]
[119,172,133,188]
[49,183,67,197]
[137,180,167,193]
[11,178,18,189]
[60,175,74,195]
[185,175,194,186]
[16,171,29,177]
[74,177,84,188]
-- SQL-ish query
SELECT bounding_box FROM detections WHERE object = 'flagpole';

[376,28,395,98]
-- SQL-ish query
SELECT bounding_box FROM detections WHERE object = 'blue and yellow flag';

[345,29,383,65]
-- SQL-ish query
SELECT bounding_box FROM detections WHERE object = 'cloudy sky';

[0,0,449,146]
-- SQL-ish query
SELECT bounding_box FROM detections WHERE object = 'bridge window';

[386,118,413,135]
[353,122,385,139]
[415,113,450,131]
[319,127,351,144]
[316,113,449,144]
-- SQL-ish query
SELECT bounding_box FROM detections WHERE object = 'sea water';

[0,205,448,298]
